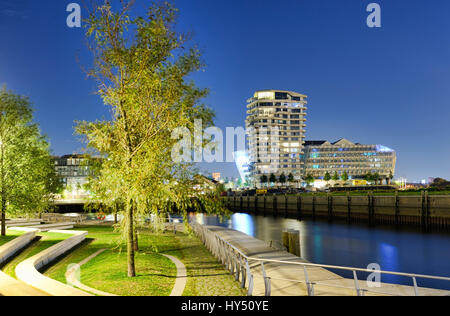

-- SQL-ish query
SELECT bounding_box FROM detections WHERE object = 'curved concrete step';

[0,228,48,296]
[15,230,93,296]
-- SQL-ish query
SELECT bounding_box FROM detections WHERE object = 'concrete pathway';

[163,254,187,296]
[65,249,117,296]
[0,271,49,296]
[205,226,450,296]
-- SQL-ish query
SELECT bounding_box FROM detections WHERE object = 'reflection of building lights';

[233,151,251,182]
[231,213,254,237]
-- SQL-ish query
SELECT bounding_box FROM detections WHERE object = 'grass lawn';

[0,230,24,247]
[44,226,247,296]
[1,232,70,278]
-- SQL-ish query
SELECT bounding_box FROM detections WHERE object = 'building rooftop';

[253,89,308,98]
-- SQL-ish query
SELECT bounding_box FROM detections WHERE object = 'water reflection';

[190,213,450,290]
[231,213,254,237]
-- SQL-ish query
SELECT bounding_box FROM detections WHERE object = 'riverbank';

[223,194,450,230]
[194,224,450,296]
[192,213,450,290]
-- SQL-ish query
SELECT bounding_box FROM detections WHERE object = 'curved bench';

[0,228,48,296]
[15,230,93,296]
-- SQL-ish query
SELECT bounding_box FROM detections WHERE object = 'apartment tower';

[245,90,308,183]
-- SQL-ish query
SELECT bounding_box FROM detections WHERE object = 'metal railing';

[191,223,450,297]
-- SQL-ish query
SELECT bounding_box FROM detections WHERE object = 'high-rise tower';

[245,90,308,184]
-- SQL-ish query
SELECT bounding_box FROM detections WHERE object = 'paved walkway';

[163,254,187,296]
[206,226,450,296]
[0,271,49,296]
[65,249,117,296]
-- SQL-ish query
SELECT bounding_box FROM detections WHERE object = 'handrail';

[191,222,450,296]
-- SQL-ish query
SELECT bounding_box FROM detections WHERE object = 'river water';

[191,213,450,291]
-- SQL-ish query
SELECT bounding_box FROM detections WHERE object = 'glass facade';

[302,139,396,179]
[53,155,93,189]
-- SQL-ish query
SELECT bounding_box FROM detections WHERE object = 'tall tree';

[305,174,315,186]
[341,171,349,182]
[269,173,277,185]
[260,175,268,187]
[324,172,331,183]
[77,1,223,277]
[279,173,287,186]
[288,173,295,184]
[332,172,340,182]
[373,172,381,185]
[0,87,61,236]
[364,172,373,183]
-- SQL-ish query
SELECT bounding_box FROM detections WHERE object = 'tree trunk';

[1,202,5,237]
[134,225,139,252]
[127,200,136,277]
[0,140,5,237]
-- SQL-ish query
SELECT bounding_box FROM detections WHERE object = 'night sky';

[0,0,449,181]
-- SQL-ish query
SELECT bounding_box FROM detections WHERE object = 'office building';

[302,139,396,181]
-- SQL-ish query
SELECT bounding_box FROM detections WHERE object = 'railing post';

[230,249,235,275]
[240,256,246,288]
[303,266,315,296]
[412,277,419,296]
[353,270,365,296]
[235,253,240,281]
[246,259,254,296]
[261,262,271,297]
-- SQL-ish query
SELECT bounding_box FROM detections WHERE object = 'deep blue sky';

[0,0,449,181]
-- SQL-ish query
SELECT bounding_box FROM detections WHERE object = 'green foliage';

[332,172,339,181]
[364,172,373,182]
[260,175,268,184]
[76,1,226,276]
[279,173,286,184]
[288,173,295,183]
[305,174,315,185]
[0,87,62,235]
[341,171,349,182]
[324,172,331,182]
[269,173,277,184]
[430,178,450,190]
